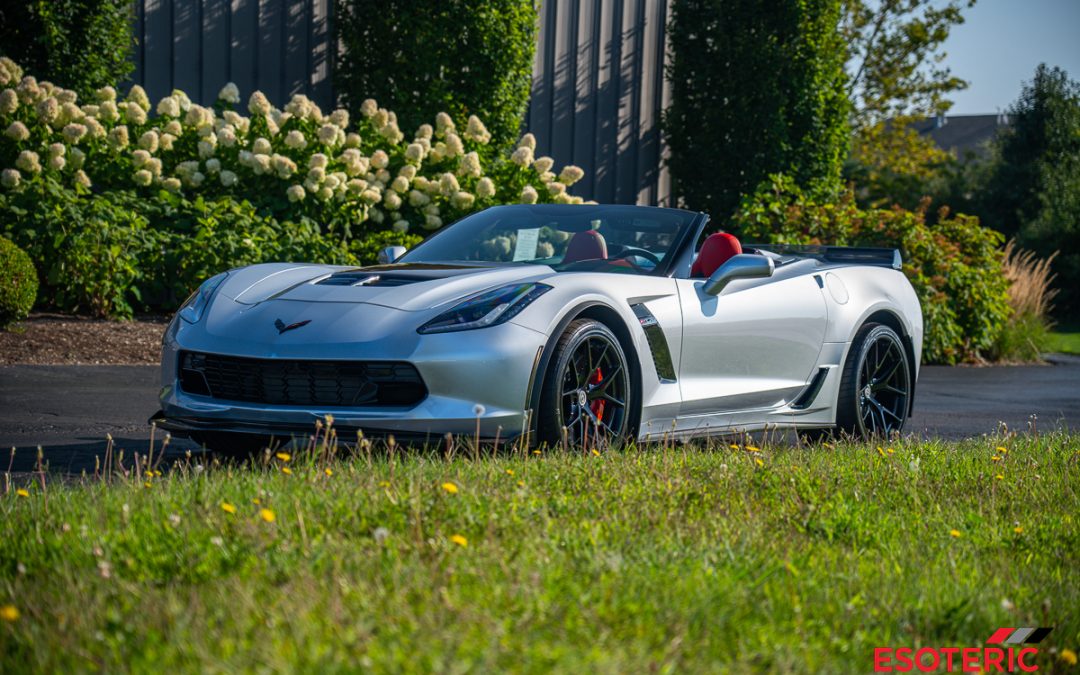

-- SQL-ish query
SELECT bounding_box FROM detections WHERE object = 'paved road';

[1,360,1078,473]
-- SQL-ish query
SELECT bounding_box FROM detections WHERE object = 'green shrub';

[0,1,134,99]
[664,0,851,220]
[334,0,537,149]
[733,174,1011,364]
[0,235,37,327]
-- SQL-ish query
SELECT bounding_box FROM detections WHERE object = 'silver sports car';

[153,204,922,451]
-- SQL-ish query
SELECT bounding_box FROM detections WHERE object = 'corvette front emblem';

[275,318,311,334]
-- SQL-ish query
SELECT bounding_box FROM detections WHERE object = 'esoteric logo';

[874,627,1054,673]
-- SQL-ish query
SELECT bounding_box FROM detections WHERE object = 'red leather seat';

[562,230,608,263]
[691,232,742,277]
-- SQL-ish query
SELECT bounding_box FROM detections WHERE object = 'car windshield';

[397,204,698,275]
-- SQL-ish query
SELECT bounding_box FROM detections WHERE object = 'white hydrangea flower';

[132,149,151,167]
[137,130,159,152]
[185,105,214,129]
[55,88,78,105]
[47,154,64,171]
[476,176,496,199]
[372,109,389,128]
[216,126,236,147]
[329,109,349,128]
[539,170,556,183]
[307,166,326,184]
[375,168,391,184]
[0,58,21,87]
[176,160,200,177]
[16,76,41,104]
[398,164,417,180]
[205,158,221,174]
[559,165,585,185]
[156,96,180,117]
[197,123,215,138]
[547,181,566,195]
[59,102,83,125]
[424,214,443,230]
[284,130,306,150]
[164,120,183,136]
[188,171,206,187]
[306,153,327,170]
[252,154,272,175]
[1,168,21,189]
[423,203,441,216]
[417,124,434,140]
[360,188,382,204]
[5,121,29,142]
[379,122,403,144]
[73,169,91,188]
[35,97,59,124]
[518,133,537,150]
[534,156,554,174]
[370,150,389,169]
[248,91,271,116]
[359,98,378,117]
[464,115,490,143]
[390,175,409,193]
[217,82,240,104]
[458,151,482,178]
[452,191,475,210]
[370,208,385,224]
[511,145,534,167]
[392,219,410,233]
[95,86,117,102]
[171,89,193,112]
[344,132,362,148]
[324,173,341,190]
[69,147,85,170]
[108,125,130,149]
[314,185,332,201]
[0,89,18,114]
[439,172,460,197]
[163,177,182,192]
[198,140,216,158]
[520,185,538,204]
[60,123,86,144]
[127,85,151,111]
[408,189,430,207]
[405,143,425,165]
[286,184,306,202]
[125,104,147,125]
[428,143,446,163]
[159,133,175,151]
[84,117,105,140]
[318,124,339,146]
[383,189,402,210]
[81,103,99,117]
[445,133,465,158]
[435,112,454,136]
[252,137,272,155]
[553,192,575,204]
[285,94,313,119]
[133,169,153,186]
[220,170,238,187]
[346,178,367,196]
[272,154,297,178]
[145,157,162,176]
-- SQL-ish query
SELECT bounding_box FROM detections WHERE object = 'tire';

[835,323,912,439]
[190,431,274,459]
[538,319,635,448]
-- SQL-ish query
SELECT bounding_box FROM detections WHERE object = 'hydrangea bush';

[0,57,589,317]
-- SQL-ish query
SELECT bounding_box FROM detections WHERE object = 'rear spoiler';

[744,244,902,270]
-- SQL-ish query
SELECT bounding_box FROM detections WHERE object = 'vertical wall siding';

[132,0,670,205]
[132,0,332,109]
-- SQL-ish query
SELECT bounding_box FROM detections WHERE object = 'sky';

[941,0,1080,114]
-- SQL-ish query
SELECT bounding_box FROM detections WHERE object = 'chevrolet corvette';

[152,204,922,451]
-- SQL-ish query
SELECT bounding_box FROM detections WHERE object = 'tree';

[984,65,1080,312]
[334,0,537,149]
[664,0,851,222]
[0,0,134,99]
[841,0,976,209]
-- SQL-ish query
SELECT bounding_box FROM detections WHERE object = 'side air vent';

[791,367,830,409]
[631,304,677,383]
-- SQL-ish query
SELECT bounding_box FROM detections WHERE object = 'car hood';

[219,262,554,311]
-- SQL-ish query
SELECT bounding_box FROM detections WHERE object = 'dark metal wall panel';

[133,0,671,205]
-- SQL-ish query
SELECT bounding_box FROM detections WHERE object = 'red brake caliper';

[588,367,605,422]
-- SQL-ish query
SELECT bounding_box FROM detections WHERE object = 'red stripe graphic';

[987,627,1015,644]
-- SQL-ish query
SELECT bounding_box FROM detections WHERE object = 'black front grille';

[178,351,426,407]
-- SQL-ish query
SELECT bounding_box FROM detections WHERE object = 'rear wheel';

[538,319,634,448]
[835,323,912,438]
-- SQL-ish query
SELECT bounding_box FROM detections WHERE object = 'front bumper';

[158,317,547,442]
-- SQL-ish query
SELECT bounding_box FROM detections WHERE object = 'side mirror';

[703,254,775,295]
[378,245,407,264]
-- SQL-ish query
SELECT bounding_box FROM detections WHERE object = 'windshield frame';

[397,204,707,277]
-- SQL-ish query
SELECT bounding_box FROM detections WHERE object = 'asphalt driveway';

[1,359,1077,473]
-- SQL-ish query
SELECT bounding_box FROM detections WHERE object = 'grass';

[1,430,1078,673]
[1046,327,1080,355]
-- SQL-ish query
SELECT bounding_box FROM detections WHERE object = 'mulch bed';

[0,313,169,365]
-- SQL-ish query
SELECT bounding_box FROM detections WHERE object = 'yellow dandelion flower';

[755,458,764,467]
[325,468,333,477]
[746,445,760,452]
[220,502,236,514]
[144,482,152,489]
[441,482,458,494]
[450,534,468,547]
[997,446,1008,454]
[505,469,514,476]
[992,455,1002,461]
[949,529,962,538]
[15,488,29,498]
[0,605,18,622]
[517,480,525,488]
[259,508,276,523]
[1060,648,1077,666]
[729,444,739,450]
[886,447,895,454]
[275,452,291,462]
[995,474,1004,480]
[282,467,292,475]
[1013,526,1023,535]
[592,449,601,456]
[533,449,541,455]
[253,498,261,504]
[379,480,390,488]
[877,446,886,457]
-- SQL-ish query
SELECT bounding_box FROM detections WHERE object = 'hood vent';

[315,271,422,287]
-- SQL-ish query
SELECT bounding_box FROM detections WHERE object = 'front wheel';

[538,319,634,448]
[835,323,912,438]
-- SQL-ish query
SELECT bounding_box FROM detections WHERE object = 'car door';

[675,262,828,418]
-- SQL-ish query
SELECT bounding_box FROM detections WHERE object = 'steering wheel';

[609,247,662,267]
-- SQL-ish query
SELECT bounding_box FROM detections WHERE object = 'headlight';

[178,272,228,324]
[417,282,552,334]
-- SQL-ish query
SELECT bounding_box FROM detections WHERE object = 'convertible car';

[152,204,922,451]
